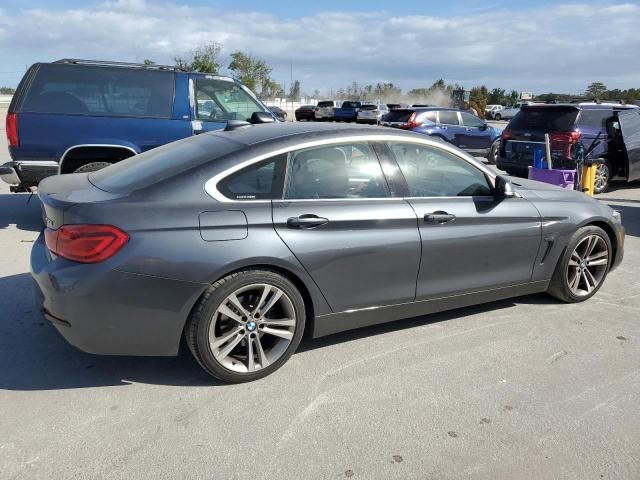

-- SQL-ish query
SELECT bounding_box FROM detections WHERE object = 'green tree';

[175,42,222,73]
[228,51,272,92]
[142,59,155,65]
[488,88,506,105]
[585,82,607,100]
[0,86,15,94]
[288,80,301,101]
[260,79,283,99]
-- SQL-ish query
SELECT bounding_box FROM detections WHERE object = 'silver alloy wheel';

[208,283,296,373]
[594,163,609,192]
[566,234,609,297]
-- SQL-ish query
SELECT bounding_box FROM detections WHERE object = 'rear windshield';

[317,101,335,108]
[20,63,174,118]
[510,107,579,131]
[89,134,242,193]
[360,105,378,110]
[341,101,360,108]
[383,109,415,122]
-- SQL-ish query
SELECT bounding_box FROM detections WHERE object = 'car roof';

[206,122,419,147]
[522,103,639,111]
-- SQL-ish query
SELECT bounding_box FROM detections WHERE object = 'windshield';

[360,105,378,110]
[342,101,360,109]
[317,101,335,108]
[510,107,579,131]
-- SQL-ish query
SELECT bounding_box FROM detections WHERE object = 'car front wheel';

[186,269,306,383]
[494,114,502,121]
[547,225,611,303]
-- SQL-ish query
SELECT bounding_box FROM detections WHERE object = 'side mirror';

[250,111,276,124]
[495,175,516,198]
[479,123,488,131]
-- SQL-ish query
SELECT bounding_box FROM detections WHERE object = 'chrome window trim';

[204,134,497,203]
[58,144,138,174]
[16,160,59,167]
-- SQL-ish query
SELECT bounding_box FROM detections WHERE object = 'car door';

[272,141,421,312]
[460,112,493,151]
[437,110,465,148]
[618,109,640,182]
[386,141,542,299]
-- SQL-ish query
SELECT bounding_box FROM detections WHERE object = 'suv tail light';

[6,113,18,147]
[550,130,582,158]
[405,112,420,129]
[501,129,512,140]
[44,225,129,263]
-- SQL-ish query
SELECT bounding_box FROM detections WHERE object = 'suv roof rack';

[54,58,185,72]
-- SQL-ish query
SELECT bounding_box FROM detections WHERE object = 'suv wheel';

[186,269,306,383]
[487,139,500,165]
[495,113,502,121]
[594,159,611,194]
[73,161,112,173]
[547,226,611,303]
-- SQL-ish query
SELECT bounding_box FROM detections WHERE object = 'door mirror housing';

[479,123,489,131]
[250,111,276,124]
[495,175,517,198]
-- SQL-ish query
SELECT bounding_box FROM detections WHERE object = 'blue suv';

[1,59,276,192]
[381,107,502,161]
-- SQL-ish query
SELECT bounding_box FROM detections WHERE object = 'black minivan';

[497,102,640,193]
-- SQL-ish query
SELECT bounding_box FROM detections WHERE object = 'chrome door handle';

[287,215,329,229]
[424,211,456,224]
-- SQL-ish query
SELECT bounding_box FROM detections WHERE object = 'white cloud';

[0,1,638,94]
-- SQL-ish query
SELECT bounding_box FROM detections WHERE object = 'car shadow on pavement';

[0,193,42,231]
[0,272,221,391]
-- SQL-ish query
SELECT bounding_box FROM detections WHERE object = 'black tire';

[495,114,502,121]
[594,158,611,194]
[547,225,612,303]
[487,139,500,165]
[185,269,306,383]
[73,161,112,173]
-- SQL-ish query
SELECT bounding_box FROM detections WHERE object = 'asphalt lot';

[1,136,639,479]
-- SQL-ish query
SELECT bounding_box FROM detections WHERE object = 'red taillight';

[44,225,129,263]
[405,112,420,129]
[550,130,582,158]
[501,129,513,140]
[6,113,18,147]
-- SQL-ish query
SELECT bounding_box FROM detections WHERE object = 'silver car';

[356,104,389,124]
[315,100,341,121]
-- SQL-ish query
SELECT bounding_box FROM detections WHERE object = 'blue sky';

[0,1,638,95]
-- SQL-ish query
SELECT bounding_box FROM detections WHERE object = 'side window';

[461,112,485,128]
[194,78,264,122]
[389,142,492,197]
[422,111,437,123]
[438,111,459,125]
[578,109,612,129]
[218,155,286,200]
[285,143,388,199]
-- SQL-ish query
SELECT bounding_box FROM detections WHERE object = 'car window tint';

[21,63,174,118]
[286,143,388,199]
[194,79,264,122]
[438,111,459,125]
[218,155,286,200]
[578,109,612,129]
[461,112,485,128]
[390,142,492,197]
[510,107,579,130]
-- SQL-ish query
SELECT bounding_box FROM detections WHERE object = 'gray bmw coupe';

[32,123,625,382]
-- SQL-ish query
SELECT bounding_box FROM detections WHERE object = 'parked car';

[356,104,389,124]
[267,105,287,122]
[31,122,624,383]
[333,100,362,122]
[496,103,640,193]
[485,104,503,119]
[387,103,409,110]
[381,107,502,161]
[494,102,533,121]
[294,104,316,121]
[314,100,341,121]
[0,59,276,192]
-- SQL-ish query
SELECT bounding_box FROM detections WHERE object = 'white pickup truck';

[494,101,535,121]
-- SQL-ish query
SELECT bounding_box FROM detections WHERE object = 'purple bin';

[528,167,576,190]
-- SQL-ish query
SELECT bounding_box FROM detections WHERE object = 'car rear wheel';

[594,159,611,194]
[186,269,306,383]
[547,226,611,303]
[495,114,502,121]
[73,161,112,173]
[487,139,500,165]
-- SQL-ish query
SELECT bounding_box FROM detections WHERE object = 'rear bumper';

[1,161,59,188]
[0,162,20,185]
[31,233,206,356]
